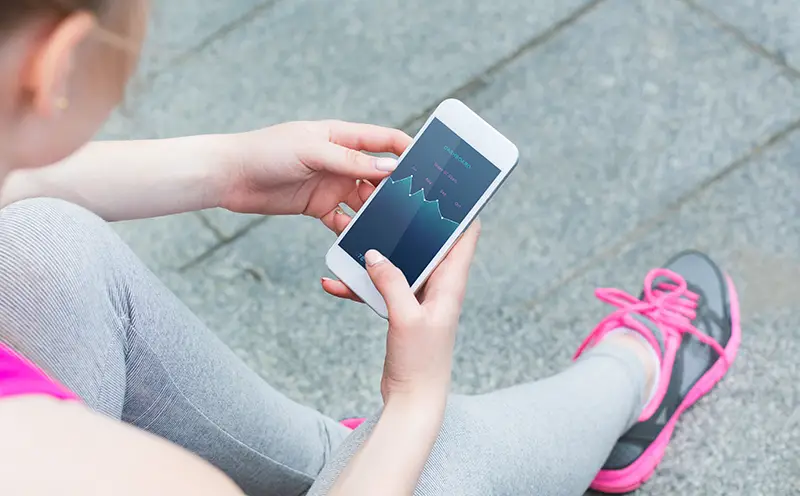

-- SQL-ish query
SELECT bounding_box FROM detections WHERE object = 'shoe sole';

[590,275,742,494]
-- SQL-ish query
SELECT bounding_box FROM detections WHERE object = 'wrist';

[382,394,447,437]
[384,383,449,419]
[184,134,239,210]
[381,367,452,408]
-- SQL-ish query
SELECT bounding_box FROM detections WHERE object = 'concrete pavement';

[103,0,800,493]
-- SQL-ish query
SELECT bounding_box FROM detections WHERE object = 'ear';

[23,12,96,117]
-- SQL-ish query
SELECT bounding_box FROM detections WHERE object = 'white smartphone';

[325,99,519,318]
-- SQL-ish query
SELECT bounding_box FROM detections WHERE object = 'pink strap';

[0,344,79,401]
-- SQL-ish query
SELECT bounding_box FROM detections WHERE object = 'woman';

[0,1,740,495]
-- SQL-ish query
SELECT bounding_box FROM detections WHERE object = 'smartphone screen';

[339,118,501,284]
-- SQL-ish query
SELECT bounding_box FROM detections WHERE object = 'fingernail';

[374,157,398,172]
[364,250,386,266]
[321,277,333,283]
[334,207,345,216]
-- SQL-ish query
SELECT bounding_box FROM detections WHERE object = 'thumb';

[364,250,418,317]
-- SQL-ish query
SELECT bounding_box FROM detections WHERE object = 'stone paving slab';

[460,0,800,314]
[128,0,592,135]
[139,0,266,77]
[111,212,218,271]
[694,0,800,72]
[115,0,592,235]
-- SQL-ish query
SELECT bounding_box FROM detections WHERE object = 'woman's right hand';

[323,221,481,408]
[321,205,480,496]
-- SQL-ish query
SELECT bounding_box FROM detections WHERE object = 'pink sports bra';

[0,343,78,401]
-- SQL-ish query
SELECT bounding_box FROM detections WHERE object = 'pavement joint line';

[178,215,270,272]
[522,117,800,311]
[141,0,285,90]
[195,211,228,242]
[398,0,607,132]
[680,0,800,80]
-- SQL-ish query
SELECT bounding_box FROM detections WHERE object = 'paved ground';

[103,0,799,494]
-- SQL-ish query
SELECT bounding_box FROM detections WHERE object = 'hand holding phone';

[325,99,518,318]
[327,221,481,403]
[323,224,480,496]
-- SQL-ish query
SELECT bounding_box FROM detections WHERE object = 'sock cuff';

[605,328,661,412]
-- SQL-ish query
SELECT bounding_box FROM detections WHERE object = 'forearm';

[0,136,231,221]
[0,396,244,495]
[330,396,445,496]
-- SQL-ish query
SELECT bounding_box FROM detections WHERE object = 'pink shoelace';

[573,268,728,419]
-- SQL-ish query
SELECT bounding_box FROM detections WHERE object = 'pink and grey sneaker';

[574,250,742,493]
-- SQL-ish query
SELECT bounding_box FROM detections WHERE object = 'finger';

[325,120,412,157]
[423,220,482,306]
[430,220,482,289]
[341,179,370,213]
[320,206,352,234]
[357,179,376,203]
[332,208,352,234]
[322,180,376,235]
[321,278,362,302]
[301,142,398,182]
[363,250,418,317]
[343,179,377,214]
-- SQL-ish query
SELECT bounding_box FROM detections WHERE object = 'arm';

[330,397,445,496]
[0,121,412,223]
[0,396,244,495]
[321,224,482,496]
[0,137,228,221]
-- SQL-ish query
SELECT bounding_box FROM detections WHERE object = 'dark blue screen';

[340,118,500,284]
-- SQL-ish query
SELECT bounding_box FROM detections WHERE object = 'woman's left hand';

[218,120,411,230]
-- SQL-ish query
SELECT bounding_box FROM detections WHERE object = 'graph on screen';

[389,174,460,225]
[380,174,460,240]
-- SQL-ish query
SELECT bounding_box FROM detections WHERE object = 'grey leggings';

[0,198,647,496]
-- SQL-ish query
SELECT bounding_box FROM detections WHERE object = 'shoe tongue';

[629,313,666,356]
